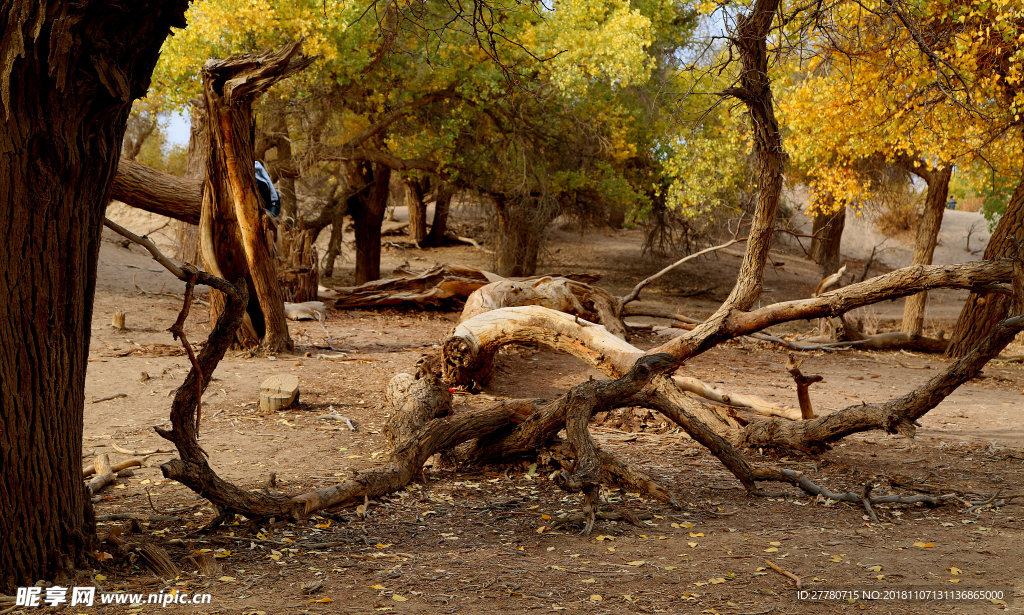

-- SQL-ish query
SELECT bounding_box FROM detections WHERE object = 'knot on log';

[627,353,680,382]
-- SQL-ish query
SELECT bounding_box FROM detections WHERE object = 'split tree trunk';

[809,200,845,277]
[900,164,952,336]
[405,176,428,244]
[0,0,188,592]
[199,43,311,352]
[947,170,1024,358]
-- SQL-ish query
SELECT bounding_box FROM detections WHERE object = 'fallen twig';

[765,559,802,589]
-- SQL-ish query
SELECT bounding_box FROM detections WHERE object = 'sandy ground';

[32,204,1023,614]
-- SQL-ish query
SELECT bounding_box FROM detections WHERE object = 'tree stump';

[259,374,299,412]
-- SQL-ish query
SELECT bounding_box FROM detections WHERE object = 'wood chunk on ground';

[260,374,300,412]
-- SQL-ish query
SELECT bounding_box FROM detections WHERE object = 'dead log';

[333,264,500,309]
[443,305,795,421]
[462,276,626,338]
[86,454,116,494]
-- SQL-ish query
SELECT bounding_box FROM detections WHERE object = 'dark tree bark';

[494,195,552,277]
[897,160,952,335]
[426,182,454,246]
[809,200,845,277]
[349,162,392,284]
[947,171,1024,358]
[0,0,188,592]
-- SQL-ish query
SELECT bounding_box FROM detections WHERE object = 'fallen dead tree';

[111,216,1017,536]
[332,265,500,309]
[462,276,626,338]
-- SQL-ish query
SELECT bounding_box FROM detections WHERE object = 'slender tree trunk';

[0,0,188,592]
[719,0,786,310]
[902,166,952,335]
[322,201,348,278]
[405,177,428,244]
[809,200,845,277]
[947,171,1024,358]
[351,164,392,284]
[427,183,454,246]
[176,100,208,264]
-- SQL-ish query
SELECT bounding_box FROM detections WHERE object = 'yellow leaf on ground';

[769,541,781,546]
[392,595,407,602]
[867,565,882,572]
[764,547,779,553]
[310,597,333,603]
[94,574,107,581]
[913,542,934,548]
[687,542,698,548]
[371,584,386,590]
[581,578,596,584]
[626,560,646,566]
[689,532,704,537]
[949,567,962,575]
[828,554,843,562]
[590,594,602,601]
[218,576,236,583]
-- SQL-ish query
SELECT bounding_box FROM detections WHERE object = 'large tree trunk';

[809,200,845,277]
[350,163,392,284]
[405,176,428,244]
[0,0,188,592]
[901,165,952,335]
[947,171,1024,357]
[426,183,454,246]
[494,195,550,277]
[199,44,310,352]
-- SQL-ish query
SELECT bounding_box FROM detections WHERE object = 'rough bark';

[0,0,188,592]
[405,176,428,244]
[493,195,551,277]
[111,157,202,224]
[333,264,497,309]
[809,202,845,277]
[900,164,952,335]
[426,183,454,246]
[947,172,1024,358]
[200,43,311,352]
[350,163,392,284]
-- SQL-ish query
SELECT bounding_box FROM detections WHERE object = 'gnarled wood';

[462,276,626,338]
[200,42,311,352]
[333,265,500,309]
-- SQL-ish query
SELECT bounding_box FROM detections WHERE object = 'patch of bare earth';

[57,222,1024,614]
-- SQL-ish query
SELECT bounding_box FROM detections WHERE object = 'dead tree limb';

[786,354,823,419]
[619,239,744,307]
[736,314,1024,454]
